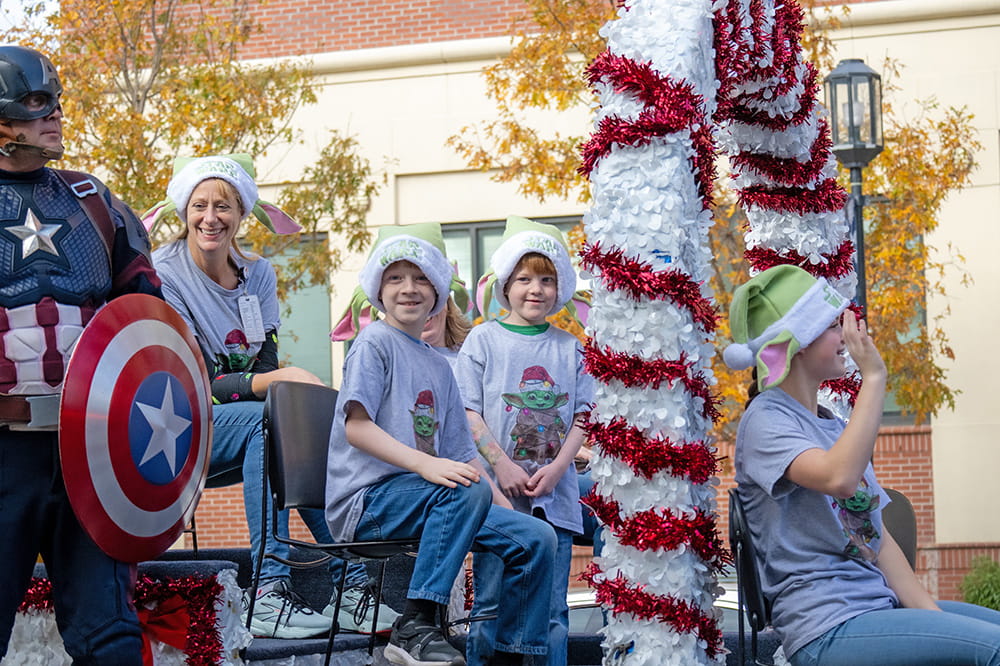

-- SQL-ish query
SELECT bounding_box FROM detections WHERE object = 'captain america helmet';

[0,45,62,121]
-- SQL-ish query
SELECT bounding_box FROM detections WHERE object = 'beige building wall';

[257,0,999,544]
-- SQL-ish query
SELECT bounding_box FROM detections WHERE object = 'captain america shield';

[60,294,212,562]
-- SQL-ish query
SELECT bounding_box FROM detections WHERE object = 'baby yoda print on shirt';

[832,477,881,563]
[502,366,569,474]
[410,389,439,455]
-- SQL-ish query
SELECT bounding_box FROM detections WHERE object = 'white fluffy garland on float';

[579,0,728,663]
[578,0,859,662]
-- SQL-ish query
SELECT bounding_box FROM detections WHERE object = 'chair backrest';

[728,487,770,632]
[883,487,918,570]
[263,381,339,512]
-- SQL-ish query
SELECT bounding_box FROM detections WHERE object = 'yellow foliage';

[1,0,379,300]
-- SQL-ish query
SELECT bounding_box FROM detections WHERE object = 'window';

[252,237,333,385]
[442,216,582,317]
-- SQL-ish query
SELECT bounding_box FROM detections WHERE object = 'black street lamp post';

[824,58,884,314]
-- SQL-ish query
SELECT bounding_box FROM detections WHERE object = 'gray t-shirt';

[325,321,478,542]
[153,240,280,373]
[735,388,897,658]
[455,321,593,534]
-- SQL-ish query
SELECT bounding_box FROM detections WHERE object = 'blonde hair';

[443,297,472,350]
[173,178,254,260]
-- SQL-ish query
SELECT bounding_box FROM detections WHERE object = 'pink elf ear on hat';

[723,264,850,392]
[141,153,302,236]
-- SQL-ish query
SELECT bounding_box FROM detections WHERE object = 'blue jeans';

[210,401,365,588]
[790,600,1000,665]
[468,521,572,666]
[0,430,143,663]
[578,471,604,557]
[353,473,555,657]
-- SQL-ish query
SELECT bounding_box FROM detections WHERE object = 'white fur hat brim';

[491,230,575,315]
[167,156,258,222]
[359,234,453,317]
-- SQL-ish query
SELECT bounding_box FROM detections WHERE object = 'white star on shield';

[7,209,61,258]
[136,382,192,476]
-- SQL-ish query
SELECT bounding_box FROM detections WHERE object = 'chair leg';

[324,571,347,666]
[736,541,746,666]
[188,514,199,554]
[246,445,276,635]
[369,561,390,656]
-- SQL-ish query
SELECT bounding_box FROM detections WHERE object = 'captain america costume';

[0,167,161,396]
[0,164,161,663]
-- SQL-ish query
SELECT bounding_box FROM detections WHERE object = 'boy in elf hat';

[148,154,388,639]
[326,223,557,666]
[726,265,1000,665]
[455,215,593,666]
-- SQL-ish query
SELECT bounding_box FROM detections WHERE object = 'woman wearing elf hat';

[725,264,1000,665]
[144,155,386,639]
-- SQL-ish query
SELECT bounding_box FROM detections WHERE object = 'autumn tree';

[450,0,979,435]
[2,0,378,295]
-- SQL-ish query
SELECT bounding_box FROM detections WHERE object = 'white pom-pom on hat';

[723,343,755,370]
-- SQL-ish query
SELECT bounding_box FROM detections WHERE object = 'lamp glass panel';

[853,74,873,144]
[834,79,853,144]
[871,78,883,146]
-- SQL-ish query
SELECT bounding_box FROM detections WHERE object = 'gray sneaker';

[322,582,399,634]
[384,615,466,666]
[243,578,332,639]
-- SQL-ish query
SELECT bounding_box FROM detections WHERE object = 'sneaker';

[243,579,333,639]
[322,582,400,634]
[384,615,466,666]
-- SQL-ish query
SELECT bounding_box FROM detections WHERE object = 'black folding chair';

[728,488,773,666]
[883,488,918,570]
[245,381,420,664]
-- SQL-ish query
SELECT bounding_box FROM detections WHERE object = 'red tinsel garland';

[730,118,832,187]
[585,493,730,571]
[724,67,819,130]
[739,178,847,216]
[583,341,721,421]
[744,239,855,280]
[579,242,718,332]
[135,575,224,666]
[582,565,724,658]
[17,577,54,612]
[19,574,224,666]
[821,374,862,408]
[582,416,719,484]
[579,53,717,206]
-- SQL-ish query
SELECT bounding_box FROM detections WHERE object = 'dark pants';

[0,429,143,664]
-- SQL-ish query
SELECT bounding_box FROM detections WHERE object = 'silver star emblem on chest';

[7,209,61,258]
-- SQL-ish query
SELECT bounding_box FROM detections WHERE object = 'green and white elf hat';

[477,215,580,319]
[141,153,301,235]
[723,264,850,392]
[330,223,466,342]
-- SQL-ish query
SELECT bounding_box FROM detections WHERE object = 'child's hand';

[494,456,532,497]
[525,463,562,498]
[415,456,480,488]
[842,311,886,380]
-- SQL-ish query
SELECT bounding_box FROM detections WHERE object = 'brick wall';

[238,0,528,60]
[233,0,885,61]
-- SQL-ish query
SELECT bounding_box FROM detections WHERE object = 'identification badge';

[238,294,266,344]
